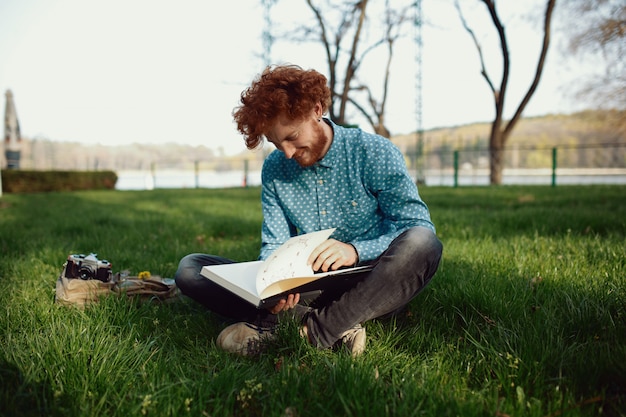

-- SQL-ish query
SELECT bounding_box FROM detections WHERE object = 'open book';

[200,229,371,308]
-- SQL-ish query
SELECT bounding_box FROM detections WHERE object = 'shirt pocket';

[340,197,378,236]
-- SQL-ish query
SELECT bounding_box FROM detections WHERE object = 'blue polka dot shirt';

[259,119,435,262]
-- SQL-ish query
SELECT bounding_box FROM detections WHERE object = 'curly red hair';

[233,65,332,149]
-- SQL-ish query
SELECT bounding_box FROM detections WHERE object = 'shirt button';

[321,210,327,215]
[351,201,358,207]
[318,179,324,185]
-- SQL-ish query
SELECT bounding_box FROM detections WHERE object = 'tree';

[456,0,557,185]
[277,0,417,138]
[560,0,625,125]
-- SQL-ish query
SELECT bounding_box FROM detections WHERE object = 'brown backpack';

[55,268,179,308]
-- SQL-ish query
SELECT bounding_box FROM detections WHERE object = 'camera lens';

[78,265,95,280]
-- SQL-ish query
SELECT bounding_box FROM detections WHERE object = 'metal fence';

[116,143,626,190]
[411,142,626,187]
[3,141,625,189]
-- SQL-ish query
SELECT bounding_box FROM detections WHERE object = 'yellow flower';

[138,271,151,280]
[141,394,153,415]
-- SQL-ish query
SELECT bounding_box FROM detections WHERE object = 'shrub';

[1,170,118,193]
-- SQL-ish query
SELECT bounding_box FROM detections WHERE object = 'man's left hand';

[268,293,300,314]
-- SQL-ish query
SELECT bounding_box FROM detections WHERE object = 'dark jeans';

[175,226,443,348]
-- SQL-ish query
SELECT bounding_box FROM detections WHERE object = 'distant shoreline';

[115,168,626,190]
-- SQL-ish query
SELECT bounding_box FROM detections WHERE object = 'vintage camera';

[64,253,112,282]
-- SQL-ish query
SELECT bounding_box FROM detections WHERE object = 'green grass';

[0,185,624,417]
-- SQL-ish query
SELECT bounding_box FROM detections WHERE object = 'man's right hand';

[308,239,359,272]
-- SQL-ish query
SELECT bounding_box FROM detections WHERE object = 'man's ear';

[313,102,324,119]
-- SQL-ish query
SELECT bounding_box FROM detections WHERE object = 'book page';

[255,228,335,295]
[258,265,371,299]
[201,261,264,306]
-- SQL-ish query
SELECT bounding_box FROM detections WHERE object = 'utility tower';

[414,0,425,184]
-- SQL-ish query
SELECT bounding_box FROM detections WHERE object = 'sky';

[0,0,588,156]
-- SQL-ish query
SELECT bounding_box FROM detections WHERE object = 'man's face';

[266,112,330,167]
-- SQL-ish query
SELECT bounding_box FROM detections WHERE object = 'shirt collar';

[316,119,342,168]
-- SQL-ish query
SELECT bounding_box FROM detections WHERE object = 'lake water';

[115,169,626,190]
[115,170,263,190]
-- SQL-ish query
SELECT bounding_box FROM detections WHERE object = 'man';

[175,65,443,356]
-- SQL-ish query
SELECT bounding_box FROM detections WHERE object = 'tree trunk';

[458,0,556,185]
[374,124,390,138]
[489,129,504,185]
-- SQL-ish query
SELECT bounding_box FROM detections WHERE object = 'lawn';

[0,185,624,417]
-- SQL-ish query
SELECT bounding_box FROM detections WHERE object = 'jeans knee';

[174,253,234,294]
[404,227,443,261]
[174,254,204,291]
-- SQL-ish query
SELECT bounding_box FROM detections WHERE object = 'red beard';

[293,121,330,167]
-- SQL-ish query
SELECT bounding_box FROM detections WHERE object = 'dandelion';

[138,271,151,280]
[141,394,153,415]
[237,379,263,410]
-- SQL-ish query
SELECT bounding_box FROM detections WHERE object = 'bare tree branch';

[455,1,497,97]
[561,0,625,112]
[346,94,376,128]
[280,0,417,135]
[480,0,510,127]
[338,0,369,122]
[458,0,556,184]
[504,0,556,138]
[305,0,337,117]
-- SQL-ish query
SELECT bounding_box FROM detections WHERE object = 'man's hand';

[308,239,358,272]
[267,293,300,314]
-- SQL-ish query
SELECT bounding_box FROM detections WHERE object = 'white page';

[255,228,335,295]
[202,261,264,306]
